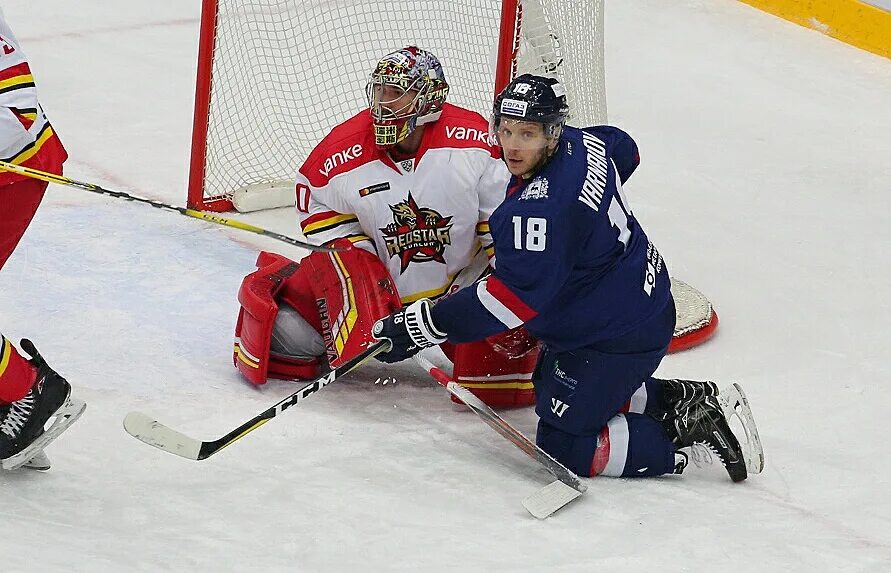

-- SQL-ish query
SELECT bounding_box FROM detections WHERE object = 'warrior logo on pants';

[551,398,570,417]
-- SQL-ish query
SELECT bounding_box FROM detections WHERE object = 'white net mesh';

[513,0,607,128]
[196,0,606,204]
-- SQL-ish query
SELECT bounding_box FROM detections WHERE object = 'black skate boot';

[654,378,720,421]
[663,395,747,482]
[0,339,85,471]
[0,401,50,471]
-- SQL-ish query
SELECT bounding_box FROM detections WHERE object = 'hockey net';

[187,0,607,212]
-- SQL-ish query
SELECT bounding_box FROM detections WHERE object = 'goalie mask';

[365,46,450,149]
[490,74,569,151]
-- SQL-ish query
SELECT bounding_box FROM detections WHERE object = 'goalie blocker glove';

[373,299,447,363]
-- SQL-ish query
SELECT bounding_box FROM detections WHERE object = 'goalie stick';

[0,160,336,253]
[413,353,586,519]
[123,340,391,460]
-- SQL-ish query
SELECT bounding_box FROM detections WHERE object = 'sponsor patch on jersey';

[359,182,390,197]
[520,177,549,201]
[380,193,453,272]
[643,242,663,296]
[500,98,528,117]
[445,125,493,144]
[319,144,363,177]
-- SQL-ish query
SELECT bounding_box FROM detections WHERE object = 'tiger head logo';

[380,193,453,272]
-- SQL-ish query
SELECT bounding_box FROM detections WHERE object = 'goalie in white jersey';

[233,47,538,407]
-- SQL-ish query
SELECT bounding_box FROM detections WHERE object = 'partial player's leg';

[533,343,680,478]
[533,299,682,478]
[0,337,85,471]
[0,178,48,271]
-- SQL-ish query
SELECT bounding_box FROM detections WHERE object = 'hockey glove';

[372,299,447,363]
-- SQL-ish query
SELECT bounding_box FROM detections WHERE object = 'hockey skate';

[652,378,720,421]
[663,394,748,482]
[0,402,51,471]
[0,339,85,471]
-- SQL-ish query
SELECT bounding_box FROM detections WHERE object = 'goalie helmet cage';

[186,0,607,212]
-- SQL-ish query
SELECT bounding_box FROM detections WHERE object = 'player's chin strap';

[0,160,338,253]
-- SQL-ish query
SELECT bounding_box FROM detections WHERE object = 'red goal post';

[186,0,607,212]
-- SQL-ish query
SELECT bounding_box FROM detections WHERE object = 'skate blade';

[1,397,85,471]
[22,450,51,471]
[0,450,51,472]
[720,383,764,474]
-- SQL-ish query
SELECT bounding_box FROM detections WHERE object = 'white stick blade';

[522,480,584,519]
[123,412,202,460]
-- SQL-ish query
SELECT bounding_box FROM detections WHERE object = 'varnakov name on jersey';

[431,125,672,351]
[296,103,509,304]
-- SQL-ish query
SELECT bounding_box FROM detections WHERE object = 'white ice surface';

[1,1,890,571]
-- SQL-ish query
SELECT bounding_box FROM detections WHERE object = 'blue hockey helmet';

[491,74,569,146]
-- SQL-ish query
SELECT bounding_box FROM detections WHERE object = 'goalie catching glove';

[372,299,447,363]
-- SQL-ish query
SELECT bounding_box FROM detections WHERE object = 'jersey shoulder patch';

[300,111,377,186]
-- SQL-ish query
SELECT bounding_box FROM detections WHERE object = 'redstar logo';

[380,193,452,272]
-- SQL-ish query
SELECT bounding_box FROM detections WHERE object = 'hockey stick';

[0,160,335,253]
[413,353,586,519]
[123,340,392,460]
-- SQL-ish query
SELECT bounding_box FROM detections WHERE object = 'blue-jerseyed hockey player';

[374,74,762,483]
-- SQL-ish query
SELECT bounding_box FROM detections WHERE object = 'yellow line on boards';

[738,0,891,59]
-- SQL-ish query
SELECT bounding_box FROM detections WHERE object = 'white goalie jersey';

[0,9,61,171]
[297,103,509,304]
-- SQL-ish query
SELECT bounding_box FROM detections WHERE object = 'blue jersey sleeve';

[587,126,639,184]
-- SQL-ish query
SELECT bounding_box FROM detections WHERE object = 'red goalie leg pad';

[297,239,402,368]
[451,328,539,408]
[0,335,38,404]
[234,252,322,385]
